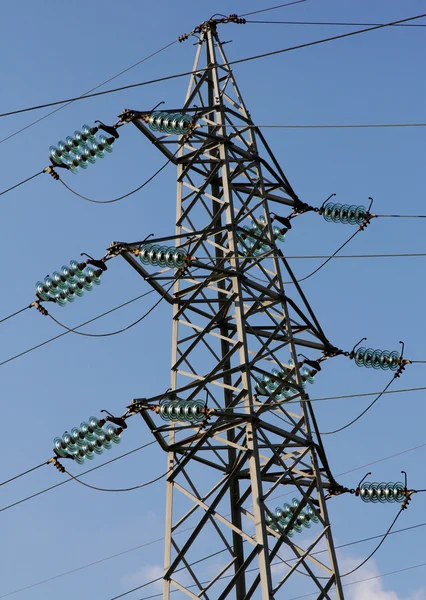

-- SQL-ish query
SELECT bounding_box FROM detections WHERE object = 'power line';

[0,305,32,325]
[240,0,307,17]
[0,290,154,370]
[47,282,171,337]
[0,40,177,146]
[0,441,156,516]
[57,157,171,204]
[64,467,168,493]
[0,170,44,198]
[242,122,426,129]
[246,18,426,27]
[0,462,47,488]
[2,12,425,120]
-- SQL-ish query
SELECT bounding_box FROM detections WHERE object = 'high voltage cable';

[57,158,172,204]
[0,40,177,146]
[240,0,307,17]
[2,520,425,599]
[0,441,156,516]
[63,467,168,493]
[241,122,426,129]
[0,462,47,488]
[0,170,44,197]
[47,279,174,337]
[1,12,425,120]
[246,18,426,27]
[0,290,154,370]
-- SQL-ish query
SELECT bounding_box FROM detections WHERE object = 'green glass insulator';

[376,483,388,503]
[378,350,391,370]
[88,416,104,435]
[291,498,299,510]
[301,366,315,384]
[80,441,94,460]
[164,247,176,268]
[78,275,93,292]
[306,506,319,523]
[323,204,334,222]
[174,400,187,422]
[273,226,286,242]
[383,482,395,503]
[57,140,73,159]
[355,206,367,224]
[275,507,283,518]
[347,205,358,225]
[282,503,292,518]
[167,400,179,421]
[293,523,303,534]
[339,205,349,224]
[84,266,101,285]
[76,153,89,169]
[363,348,375,368]
[139,245,152,265]
[64,136,79,154]
[161,113,175,134]
[66,159,79,174]
[35,282,50,301]
[98,432,112,450]
[359,483,370,502]
[98,134,114,153]
[54,292,68,307]
[80,421,97,441]
[68,281,84,298]
[168,114,182,134]
[173,249,186,268]
[52,271,68,291]
[371,350,383,370]
[393,482,405,503]
[369,483,380,503]
[148,112,161,131]
[354,347,366,367]
[178,116,191,135]
[105,424,121,444]
[192,399,206,422]
[49,146,64,166]
[389,351,400,371]
[71,450,85,465]
[70,427,86,447]
[82,147,96,165]
[74,130,89,148]
[156,246,168,267]
[82,124,98,144]
[147,245,161,266]
[92,439,104,455]
[182,403,195,422]
[53,437,69,458]
[331,203,343,223]
[159,400,171,421]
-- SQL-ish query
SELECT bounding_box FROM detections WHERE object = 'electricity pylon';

[118,17,344,600]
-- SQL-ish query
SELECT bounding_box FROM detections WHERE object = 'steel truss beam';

[124,20,344,600]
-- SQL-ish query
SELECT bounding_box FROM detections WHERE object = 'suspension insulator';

[238,214,286,256]
[358,481,405,503]
[266,498,318,536]
[53,416,120,464]
[158,399,206,423]
[255,361,316,399]
[353,347,400,371]
[49,124,115,174]
[36,260,103,307]
[138,244,186,269]
[322,203,367,225]
[147,112,192,135]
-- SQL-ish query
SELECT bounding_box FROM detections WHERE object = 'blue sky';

[0,1,425,599]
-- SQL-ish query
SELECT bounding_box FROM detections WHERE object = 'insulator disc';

[275,507,283,518]
[360,483,371,502]
[179,116,191,135]
[82,124,97,144]
[71,451,85,465]
[378,350,391,370]
[148,112,161,131]
[84,266,102,285]
[377,482,388,503]
[159,400,171,421]
[291,498,299,509]
[92,439,104,455]
[363,348,375,368]
[98,432,112,450]
[273,226,286,242]
[156,246,168,267]
[74,130,89,148]
[339,205,349,224]
[53,437,69,458]
[105,424,121,444]
[49,146,64,166]
[293,523,303,534]
[331,203,343,223]
[80,421,97,441]
[389,351,400,371]
[383,482,395,503]
[70,427,85,447]
[371,349,383,370]
[347,205,358,225]
[173,249,186,268]
[57,140,72,159]
[354,347,367,367]
[164,247,176,268]
[35,282,50,301]
[306,506,319,523]
[323,203,334,222]
[83,147,96,164]
[393,482,405,503]
[355,206,367,223]
[369,482,380,503]
[98,134,114,153]
[148,245,161,266]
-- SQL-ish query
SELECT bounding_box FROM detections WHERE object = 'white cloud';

[121,564,163,592]
[339,555,425,600]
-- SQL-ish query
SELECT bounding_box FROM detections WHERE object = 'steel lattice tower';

[119,18,345,600]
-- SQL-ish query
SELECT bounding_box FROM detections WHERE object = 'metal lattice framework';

[117,19,345,600]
